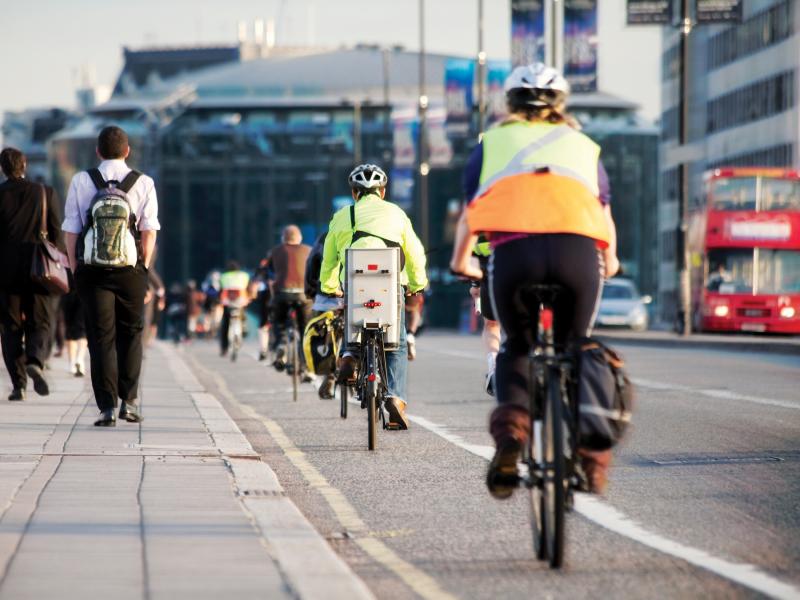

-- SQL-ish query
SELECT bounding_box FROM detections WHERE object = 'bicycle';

[281,304,302,403]
[223,290,248,362]
[508,284,580,569]
[351,314,396,450]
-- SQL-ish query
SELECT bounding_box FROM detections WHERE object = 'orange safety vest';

[466,121,610,248]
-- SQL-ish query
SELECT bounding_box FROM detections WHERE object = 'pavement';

[596,328,800,355]
[0,343,372,600]
[1,332,798,599]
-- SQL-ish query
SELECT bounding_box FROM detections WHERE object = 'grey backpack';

[78,169,141,267]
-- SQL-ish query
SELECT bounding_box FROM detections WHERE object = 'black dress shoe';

[94,409,116,427]
[25,364,49,396]
[8,388,25,401]
[119,401,143,423]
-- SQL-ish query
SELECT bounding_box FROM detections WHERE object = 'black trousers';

[76,265,148,411]
[489,234,603,410]
[0,289,55,389]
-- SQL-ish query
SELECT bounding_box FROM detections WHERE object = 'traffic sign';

[626,0,672,25]
[695,0,742,23]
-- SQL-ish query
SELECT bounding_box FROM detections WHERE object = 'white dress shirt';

[62,159,160,234]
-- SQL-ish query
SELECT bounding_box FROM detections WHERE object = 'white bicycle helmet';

[505,63,570,108]
[348,163,388,190]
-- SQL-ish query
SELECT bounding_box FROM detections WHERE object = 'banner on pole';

[626,0,673,24]
[511,0,545,68]
[696,0,742,23]
[487,60,512,123]
[444,58,475,130]
[564,0,598,93]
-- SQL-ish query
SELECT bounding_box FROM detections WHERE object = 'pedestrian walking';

[0,148,63,400]
[62,126,160,426]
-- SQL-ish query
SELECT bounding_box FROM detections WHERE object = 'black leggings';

[489,234,603,410]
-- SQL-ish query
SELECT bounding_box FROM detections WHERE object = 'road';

[181,332,800,600]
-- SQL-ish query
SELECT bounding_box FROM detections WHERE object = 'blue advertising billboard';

[511,0,545,68]
[564,0,598,93]
[487,60,512,123]
[444,58,475,129]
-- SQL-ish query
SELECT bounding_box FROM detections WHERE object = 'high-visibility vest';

[466,121,610,247]
[220,270,249,290]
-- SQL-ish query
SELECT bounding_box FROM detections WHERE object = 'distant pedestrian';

[62,126,160,426]
[60,287,87,377]
[0,147,62,401]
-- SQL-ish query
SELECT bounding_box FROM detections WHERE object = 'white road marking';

[406,411,800,600]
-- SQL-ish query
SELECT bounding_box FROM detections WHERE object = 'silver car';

[596,278,652,331]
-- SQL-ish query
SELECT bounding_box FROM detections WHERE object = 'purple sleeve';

[462,142,483,203]
[598,160,611,205]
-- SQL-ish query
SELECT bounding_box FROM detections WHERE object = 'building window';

[662,167,680,202]
[706,70,795,134]
[662,44,680,81]
[708,143,795,169]
[707,0,793,71]
[661,106,679,141]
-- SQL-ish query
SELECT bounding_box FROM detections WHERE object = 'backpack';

[573,339,635,450]
[302,311,339,375]
[348,204,406,269]
[78,169,142,267]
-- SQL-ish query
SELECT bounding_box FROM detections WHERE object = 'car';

[596,278,652,331]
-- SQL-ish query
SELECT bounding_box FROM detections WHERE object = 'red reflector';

[367,264,378,271]
[367,374,377,382]
[363,301,382,308]
[540,308,554,331]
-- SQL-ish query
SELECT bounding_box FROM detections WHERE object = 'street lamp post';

[418,0,430,248]
[677,0,693,336]
[477,0,487,135]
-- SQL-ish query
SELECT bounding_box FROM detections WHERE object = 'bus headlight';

[779,306,796,319]
[713,305,730,317]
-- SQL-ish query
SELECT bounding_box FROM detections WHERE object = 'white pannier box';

[345,247,402,349]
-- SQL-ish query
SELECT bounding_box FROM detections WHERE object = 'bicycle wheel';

[339,382,348,419]
[289,330,299,402]
[366,338,377,451]
[528,418,548,561]
[543,366,566,569]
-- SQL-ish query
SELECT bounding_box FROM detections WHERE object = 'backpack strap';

[347,202,405,268]
[349,204,356,232]
[87,168,107,191]
[118,170,142,193]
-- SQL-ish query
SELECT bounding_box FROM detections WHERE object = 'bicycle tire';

[289,330,299,402]
[366,338,377,451]
[543,365,566,569]
[339,382,348,419]
[528,419,548,561]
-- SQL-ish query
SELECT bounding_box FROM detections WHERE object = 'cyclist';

[267,225,313,381]
[250,256,273,361]
[450,63,619,497]
[320,164,427,429]
[219,261,251,357]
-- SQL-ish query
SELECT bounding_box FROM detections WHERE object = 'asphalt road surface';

[179,332,800,600]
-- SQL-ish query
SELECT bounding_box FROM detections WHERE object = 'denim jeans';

[385,300,407,401]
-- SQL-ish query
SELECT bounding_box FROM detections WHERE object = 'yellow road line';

[193,357,459,600]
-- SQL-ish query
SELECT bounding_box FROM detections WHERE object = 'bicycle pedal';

[385,422,402,430]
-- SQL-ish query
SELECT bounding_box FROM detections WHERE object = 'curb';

[595,332,800,357]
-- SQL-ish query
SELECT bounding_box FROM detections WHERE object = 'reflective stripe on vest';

[467,121,610,247]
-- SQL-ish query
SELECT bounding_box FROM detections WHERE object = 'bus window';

[707,249,753,293]
[757,249,800,294]
[710,177,757,211]
[761,178,800,211]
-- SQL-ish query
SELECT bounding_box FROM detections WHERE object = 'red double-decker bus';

[688,167,800,334]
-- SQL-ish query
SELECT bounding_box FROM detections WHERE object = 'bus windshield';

[707,249,800,294]
[761,178,800,211]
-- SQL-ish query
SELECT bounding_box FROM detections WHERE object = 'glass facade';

[706,70,795,134]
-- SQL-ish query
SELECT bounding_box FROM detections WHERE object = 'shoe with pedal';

[336,353,357,385]
[486,440,522,500]
[385,396,409,430]
[318,374,336,399]
[406,333,417,361]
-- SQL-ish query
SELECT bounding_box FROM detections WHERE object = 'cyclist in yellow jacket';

[320,164,427,429]
[450,63,620,497]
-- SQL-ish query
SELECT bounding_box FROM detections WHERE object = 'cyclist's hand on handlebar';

[604,255,620,279]
[449,263,483,282]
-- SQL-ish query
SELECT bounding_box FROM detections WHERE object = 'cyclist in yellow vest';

[450,63,620,498]
[320,164,428,429]
[219,261,251,356]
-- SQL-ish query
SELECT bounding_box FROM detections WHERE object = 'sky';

[0,0,662,144]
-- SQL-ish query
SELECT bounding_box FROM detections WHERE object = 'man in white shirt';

[62,126,159,426]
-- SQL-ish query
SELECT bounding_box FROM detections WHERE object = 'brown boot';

[385,397,409,430]
[578,448,612,495]
[336,353,357,384]
[486,405,531,500]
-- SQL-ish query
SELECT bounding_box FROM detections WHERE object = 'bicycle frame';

[354,324,391,450]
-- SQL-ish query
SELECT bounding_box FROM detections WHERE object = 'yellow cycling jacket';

[319,194,428,294]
